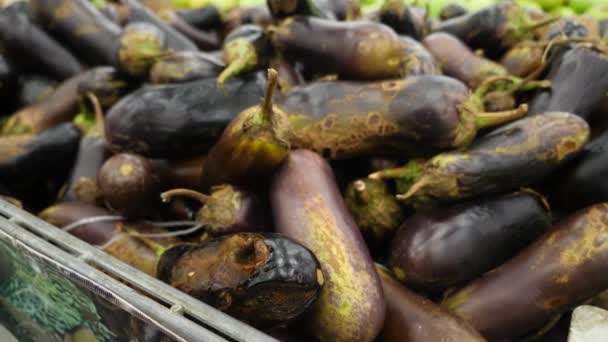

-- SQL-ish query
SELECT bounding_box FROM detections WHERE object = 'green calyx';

[119,30,172,77]
[217,38,258,90]
[345,178,403,244]
[504,4,559,48]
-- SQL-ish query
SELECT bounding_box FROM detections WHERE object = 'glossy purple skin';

[270,149,385,342]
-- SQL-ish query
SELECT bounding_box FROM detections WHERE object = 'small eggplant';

[272,16,421,80]
[280,75,528,159]
[544,130,608,212]
[371,112,589,207]
[266,0,334,20]
[60,94,110,205]
[379,0,432,40]
[31,0,122,66]
[376,265,486,342]
[0,123,80,184]
[390,190,551,292]
[0,2,83,80]
[344,178,403,252]
[140,0,221,50]
[17,76,57,108]
[432,1,556,57]
[105,72,266,159]
[97,153,164,219]
[444,203,608,340]
[149,51,224,84]
[156,233,323,328]
[117,22,172,78]
[119,0,199,52]
[39,202,177,276]
[177,5,222,30]
[528,46,608,120]
[2,67,128,135]
[217,25,272,88]
[398,36,441,77]
[199,69,289,191]
[439,3,467,21]
[271,149,385,342]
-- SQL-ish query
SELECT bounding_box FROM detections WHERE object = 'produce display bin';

[0,199,278,342]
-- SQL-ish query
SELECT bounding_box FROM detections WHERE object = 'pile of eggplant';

[3,0,608,340]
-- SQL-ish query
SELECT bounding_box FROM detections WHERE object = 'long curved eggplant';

[390,191,551,291]
[271,149,385,342]
[105,73,266,159]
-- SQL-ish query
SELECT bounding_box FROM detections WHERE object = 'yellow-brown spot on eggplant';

[393,266,406,281]
[541,296,568,310]
[556,137,582,161]
[555,274,569,284]
[119,163,133,177]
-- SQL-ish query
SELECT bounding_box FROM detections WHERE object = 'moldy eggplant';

[105,72,266,159]
[371,112,589,207]
[156,233,323,328]
[390,190,551,292]
[150,51,224,84]
[271,149,385,342]
[444,203,608,341]
[280,75,528,159]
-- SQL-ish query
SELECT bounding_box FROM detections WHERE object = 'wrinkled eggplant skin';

[445,203,608,340]
[157,233,322,328]
[412,112,589,203]
[271,150,385,342]
[105,73,266,159]
[177,6,222,30]
[17,76,57,107]
[150,51,224,84]
[423,32,506,88]
[31,0,121,67]
[390,191,550,291]
[0,123,80,183]
[545,130,608,212]
[0,3,83,80]
[60,135,110,205]
[120,0,198,52]
[528,47,608,120]
[281,76,469,159]
[377,266,485,342]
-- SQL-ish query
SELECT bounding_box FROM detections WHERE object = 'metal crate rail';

[0,199,277,342]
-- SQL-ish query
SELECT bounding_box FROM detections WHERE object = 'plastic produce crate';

[0,199,278,342]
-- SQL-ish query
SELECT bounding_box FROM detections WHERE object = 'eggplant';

[279,75,528,159]
[30,0,122,66]
[371,112,589,207]
[17,76,57,108]
[39,202,177,276]
[439,3,468,21]
[0,54,17,112]
[177,6,222,30]
[149,51,224,84]
[390,190,551,292]
[165,156,204,190]
[432,1,555,57]
[117,22,172,78]
[500,41,544,78]
[199,69,289,191]
[398,36,441,77]
[379,0,432,40]
[0,2,83,80]
[271,149,385,342]
[161,186,263,237]
[266,0,335,20]
[218,25,272,88]
[272,16,421,80]
[105,72,266,159]
[97,153,164,218]
[317,0,360,21]
[0,123,80,184]
[444,203,608,340]
[376,265,486,342]
[156,233,323,328]
[224,5,273,33]
[528,46,608,120]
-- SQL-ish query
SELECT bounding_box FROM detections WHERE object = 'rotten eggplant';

[105,72,266,159]
[149,51,224,84]
[390,190,551,292]
[444,203,608,340]
[271,149,385,342]
[156,233,323,328]
[371,112,589,207]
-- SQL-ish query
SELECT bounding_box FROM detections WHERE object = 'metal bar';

[0,200,277,342]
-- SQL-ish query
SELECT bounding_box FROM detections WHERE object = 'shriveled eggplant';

[105,73,266,159]
[156,233,323,328]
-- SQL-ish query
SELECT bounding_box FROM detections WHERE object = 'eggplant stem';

[474,103,528,129]
[396,176,431,201]
[369,168,406,180]
[160,188,212,205]
[217,38,257,90]
[262,68,279,119]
